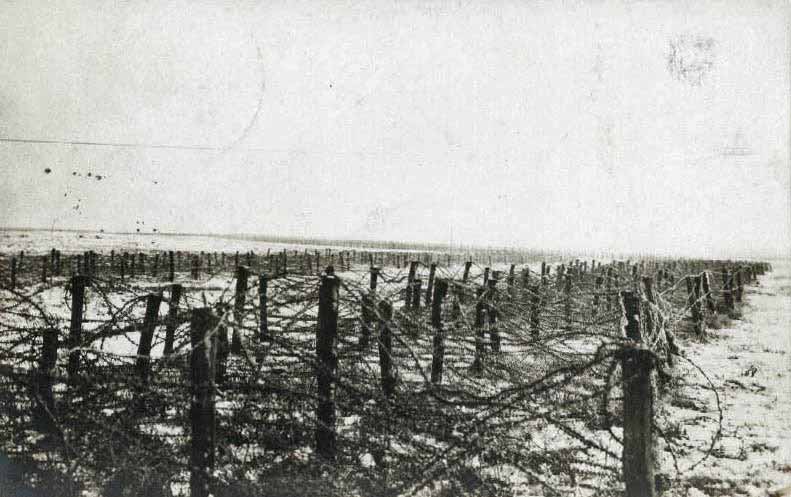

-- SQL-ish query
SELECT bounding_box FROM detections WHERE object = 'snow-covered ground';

[665,258,791,496]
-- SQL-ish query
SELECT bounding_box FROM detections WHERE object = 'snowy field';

[663,259,791,496]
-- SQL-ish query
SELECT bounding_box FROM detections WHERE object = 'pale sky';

[1,0,789,258]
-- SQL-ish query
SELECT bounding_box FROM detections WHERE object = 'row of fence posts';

[25,258,772,496]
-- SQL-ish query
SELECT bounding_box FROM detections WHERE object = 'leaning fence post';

[231,265,249,355]
[135,293,162,409]
[425,262,437,306]
[67,275,88,382]
[163,284,183,355]
[430,279,449,384]
[316,273,340,460]
[190,308,217,497]
[620,291,656,497]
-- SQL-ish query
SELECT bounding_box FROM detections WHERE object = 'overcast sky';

[0,0,789,257]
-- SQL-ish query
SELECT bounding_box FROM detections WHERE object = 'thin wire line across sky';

[0,136,293,153]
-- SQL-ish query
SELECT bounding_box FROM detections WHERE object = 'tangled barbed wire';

[0,250,769,497]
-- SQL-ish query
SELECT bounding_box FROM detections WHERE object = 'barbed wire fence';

[0,248,772,497]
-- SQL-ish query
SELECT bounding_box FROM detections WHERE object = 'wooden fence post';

[430,279,449,384]
[405,261,418,308]
[425,262,437,306]
[412,278,422,309]
[529,285,541,338]
[33,327,58,432]
[722,270,734,311]
[735,268,743,303]
[701,272,715,313]
[564,273,573,331]
[593,275,603,316]
[163,284,183,355]
[378,300,396,399]
[316,273,340,460]
[135,294,162,410]
[10,257,16,289]
[232,266,249,355]
[213,304,229,386]
[486,278,500,352]
[471,287,486,373]
[259,274,269,343]
[620,291,656,497]
[463,261,472,283]
[190,308,217,497]
[686,276,704,334]
[67,275,88,382]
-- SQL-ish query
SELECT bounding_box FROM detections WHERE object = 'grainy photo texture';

[0,1,789,497]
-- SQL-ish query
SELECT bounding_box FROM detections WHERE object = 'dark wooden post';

[412,278,422,309]
[620,291,656,497]
[430,279,449,384]
[41,255,48,284]
[529,284,540,338]
[471,287,486,373]
[507,264,516,298]
[482,267,490,287]
[378,301,395,399]
[605,267,613,310]
[10,257,16,289]
[685,276,703,335]
[735,268,743,303]
[163,284,183,355]
[486,278,500,352]
[55,250,61,276]
[259,274,269,343]
[231,266,249,355]
[168,251,175,282]
[213,304,229,386]
[462,261,472,283]
[425,262,437,306]
[722,270,734,311]
[564,273,573,331]
[190,308,217,497]
[593,275,603,316]
[405,261,418,308]
[316,273,340,460]
[701,272,715,313]
[67,275,88,382]
[135,294,162,409]
[33,327,58,432]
